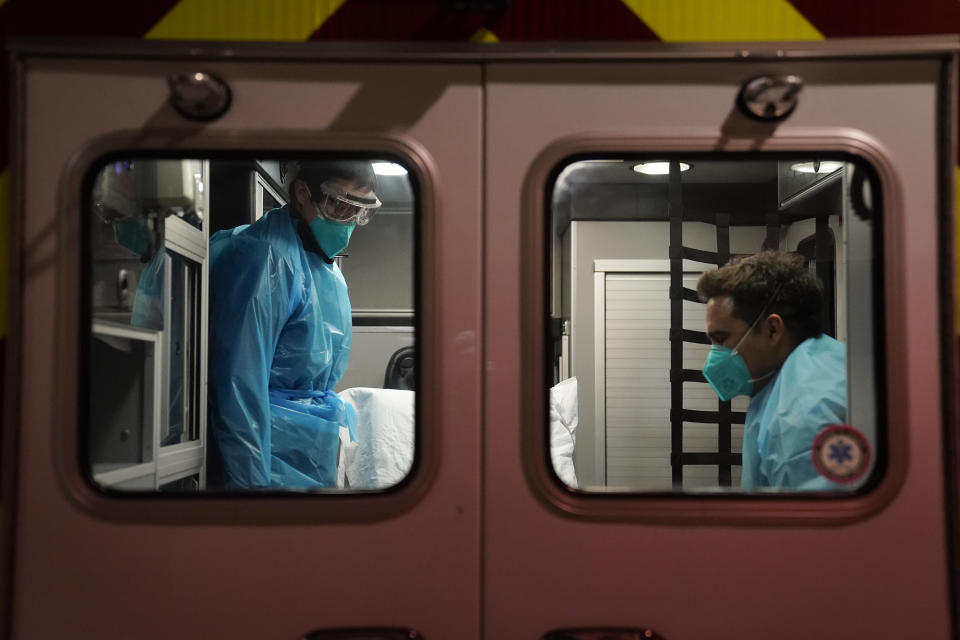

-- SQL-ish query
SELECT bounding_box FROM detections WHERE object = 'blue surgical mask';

[702,283,784,401]
[702,345,755,401]
[309,217,355,259]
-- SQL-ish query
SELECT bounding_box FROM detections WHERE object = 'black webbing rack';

[667,161,757,488]
[666,161,838,488]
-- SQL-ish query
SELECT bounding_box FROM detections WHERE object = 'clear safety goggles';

[312,181,381,226]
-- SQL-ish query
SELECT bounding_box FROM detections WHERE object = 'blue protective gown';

[208,205,357,488]
[741,334,847,490]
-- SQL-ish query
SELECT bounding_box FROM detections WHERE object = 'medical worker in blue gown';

[697,251,847,490]
[207,160,381,488]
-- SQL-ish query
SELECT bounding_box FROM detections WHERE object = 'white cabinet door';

[10,52,483,639]
[484,44,955,638]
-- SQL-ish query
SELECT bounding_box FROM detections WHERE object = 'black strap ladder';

[667,160,753,488]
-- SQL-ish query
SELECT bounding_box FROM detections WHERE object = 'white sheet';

[338,387,415,489]
[338,380,579,490]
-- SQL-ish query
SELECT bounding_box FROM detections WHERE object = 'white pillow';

[549,377,579,488]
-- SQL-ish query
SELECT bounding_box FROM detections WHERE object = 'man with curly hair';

[697,251,846,490]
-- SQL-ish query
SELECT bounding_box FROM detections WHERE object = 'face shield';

[313,181,382,226]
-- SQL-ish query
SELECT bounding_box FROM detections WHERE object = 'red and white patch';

[811,424,871,484]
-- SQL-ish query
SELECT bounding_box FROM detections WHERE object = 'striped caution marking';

[620,0,823,42]
[147,0,348,40]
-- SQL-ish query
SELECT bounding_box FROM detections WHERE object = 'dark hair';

[696,250,824,342]
[295,160,377,192]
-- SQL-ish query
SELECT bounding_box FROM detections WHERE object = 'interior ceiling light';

[372,162,408,176]
[791,161,844,174]
[632,161,691,175]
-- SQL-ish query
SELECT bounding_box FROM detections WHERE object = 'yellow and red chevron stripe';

[147,0,347,41]
[621,0,822,41]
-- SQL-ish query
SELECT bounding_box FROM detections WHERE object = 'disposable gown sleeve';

[268,389,357,487]
[759,394,846,490]
[130,249,165,330]
[208,234,298,488]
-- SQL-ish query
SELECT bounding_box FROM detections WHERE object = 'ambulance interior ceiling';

[552,159,842,226]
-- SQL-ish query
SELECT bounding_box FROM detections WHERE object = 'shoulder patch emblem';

[811,424,871,484]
